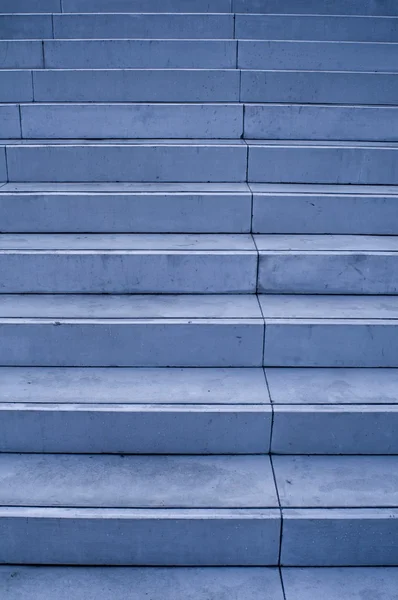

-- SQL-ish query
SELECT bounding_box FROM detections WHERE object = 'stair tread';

[267,368,398,405]
[0,233,255,251]
[0,454,277,508]
[0,182,250,193]
[0,294,262,319]
[250,183,398,195]
[255,234,398,252]
[0,566,283,600]
[0,366,268,405]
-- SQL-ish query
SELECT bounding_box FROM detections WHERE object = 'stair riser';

[0,192,251,233]
[245,106,398,142]
[234,0,398,15]
[0,0,60,12]
[32,70,241,103]
[264,322,398,367]
[5,145,247,183]
[0,253,257,293]
[272,407,398,455]
[62,0,232,12]
[253,194,398,235]
[17,104,243,140]
[241,71,398,106]
[0,406,271,454]
[239,41,398,72]
[236,15,398,42]
[0,14,235,40]
[258,254,398,294]
[0,321,264,367]
[0,512,279,565]
[282,510,398,566]
[249,146,398,185]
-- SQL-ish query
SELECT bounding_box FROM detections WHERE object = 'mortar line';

[279,566,287,600]
[4,147,9,184]
[18,104,22,139]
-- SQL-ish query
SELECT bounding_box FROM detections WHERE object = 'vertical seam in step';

[252,229,260,294]
[263,367,274,452]
[279,566,287,600]
[233,12,236,39]
[241,102,245,139]
[18,104,22,139]
[238,67,242,103]
[51,14,55,39]
[30,70,35,102]
[270,454,283,568]
[235,39,239,69]
[41,41,45,69]
[4,147,9,184]
[60,0,64,12]
[248,181,254,233]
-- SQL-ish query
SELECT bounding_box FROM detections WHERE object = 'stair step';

[238,41,398,72]
[16,103,243,140]
[0,14,53,40]
[31,69,240,103]
[252,183,398,234]
[0,367,271,453]
[269,368,398,454]
[0,0,60,12]
[260,295,398,367]
[42,40,237,69]
[275,455,398,566]
[283,568,398,600]
[248,141,398,185]
[0,294,263,367]
[0,40,43,69]
[62,0,232,12]
[256,234,398,294]
[3,140,247,183]
[0,566,283,600]
[233,0,398,15]
[236,14,398,42]
[0,233,256,293]
[0,183,251,233]
[242,70,398,105]
[245,105,398,142]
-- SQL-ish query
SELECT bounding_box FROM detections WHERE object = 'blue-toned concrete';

[6,142,247,183]
[62,0,232,12]
[44,40,237,69]
[248,142,398,185]
[236,15,398,42]
[281,509,398,566]
[251,184,398,234]
[0,184,251,233]
[0,71,33,103]
[0,105,20,139]
[0,0,60,11]
[53,14,234,39]
[283,568,398,600]
[0,41,43,69]
[0,15,53,40]
[233,0,398,15]
[0,567,284,600]
[245,105,398,141]
[238,41,398,72]
[0,147,6,182]
[0,507,280,565]
[33,69,241,103]
[241,71,398,105]
[20,104,244,139]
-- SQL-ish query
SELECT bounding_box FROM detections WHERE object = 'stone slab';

[0,41,43,69]
[245,105,398,141]
[266,368,398,404]
[53,14,234,39]
[0,71,33,103]
[6,142,247,182]
[241,70,398,105]
[282,509,398,566]
[20,103,244,139]
[236,15,398,42]
[0,105,20,139]
[0,0,60,12]
[272,405,398,454]
[0,187,251,233]
[0,404,272,454]
[248,143,398,185]
[33,69,240,102]
[0,567,284,600]
[233,0,398,15]
[0,507,280,565]
[238,41,398,72]
[0,454,278,508]
[44,40,237,69]
[0,15,53,40]
[62,0,232,12]
[283,568,398,600]
[0,147,6,182]
[274,456,398,507]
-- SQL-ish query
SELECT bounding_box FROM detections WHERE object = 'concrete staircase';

[1,0,398,597]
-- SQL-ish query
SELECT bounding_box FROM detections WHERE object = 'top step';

[2,0,398,14]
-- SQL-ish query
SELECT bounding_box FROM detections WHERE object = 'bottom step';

[1,567,398,599]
